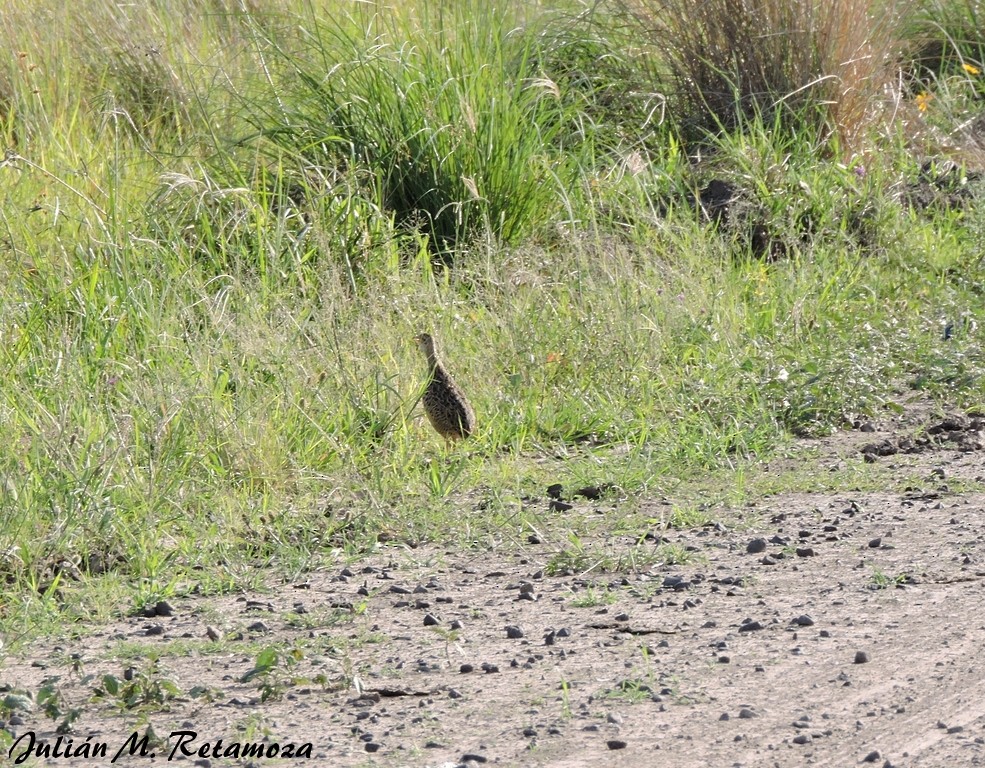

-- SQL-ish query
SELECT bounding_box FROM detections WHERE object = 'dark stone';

[795,547,816,557]
[606,740,628,750]
[746,538,767,554]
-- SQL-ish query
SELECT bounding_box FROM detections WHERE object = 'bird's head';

[415,332,436,358]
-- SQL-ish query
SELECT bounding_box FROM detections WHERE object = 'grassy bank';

[0,0,983,648]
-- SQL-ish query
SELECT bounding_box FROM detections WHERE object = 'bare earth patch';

[3,405,985,768]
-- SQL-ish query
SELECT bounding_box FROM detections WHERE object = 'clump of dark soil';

[861,413,985,462]
[900,160,985,214]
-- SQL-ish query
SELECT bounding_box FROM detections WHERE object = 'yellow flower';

[915,91,933,112]
[962,63,981,76]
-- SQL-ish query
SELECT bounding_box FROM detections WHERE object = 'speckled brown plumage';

[415,332,475,444]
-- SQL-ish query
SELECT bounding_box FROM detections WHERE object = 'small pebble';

[795,547,816,557]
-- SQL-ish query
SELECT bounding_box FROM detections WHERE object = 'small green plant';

[283,606,356,631]
[666,505,714,529]
[602,678,653,703]
[656,543,702,566]
[426,625,463,664]
[544,545,593,577]
[569,586,619,608]
[870,567,910,589]
[421,455,471,499]
[94,662,181,710]
[37,678,82,734]
[558,677,572,719]
[240,645,305,702]
[0,690,34,720]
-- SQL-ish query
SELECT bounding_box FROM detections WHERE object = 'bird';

[415,332,476,445]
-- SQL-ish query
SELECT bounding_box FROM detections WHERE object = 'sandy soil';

[2,404,985,768]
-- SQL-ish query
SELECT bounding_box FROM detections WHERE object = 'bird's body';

[415,333,475,444]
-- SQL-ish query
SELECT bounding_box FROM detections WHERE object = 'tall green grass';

[0,0,983,646]
[236,2,587,259]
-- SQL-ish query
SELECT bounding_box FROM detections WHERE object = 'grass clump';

[244,2,584,260]
[615,0,910,151]
[909,0,985,79]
